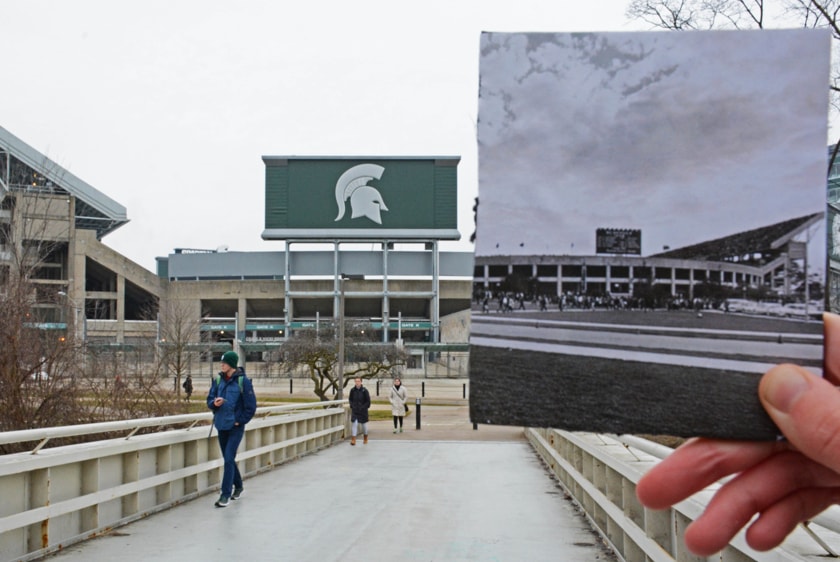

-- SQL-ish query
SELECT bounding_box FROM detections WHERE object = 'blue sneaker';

[231,487,244,500]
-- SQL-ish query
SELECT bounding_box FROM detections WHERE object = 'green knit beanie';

[221,350,239,369]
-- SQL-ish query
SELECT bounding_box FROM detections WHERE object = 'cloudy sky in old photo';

[476,30,831,266]
[1,0,657,271]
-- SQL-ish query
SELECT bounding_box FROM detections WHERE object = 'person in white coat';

[389,377,408,433]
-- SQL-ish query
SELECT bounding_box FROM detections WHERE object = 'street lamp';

[336,273,364,400]
[337,277,346,400]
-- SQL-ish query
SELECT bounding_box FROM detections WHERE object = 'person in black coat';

[348,376,371,445]
[182,374,193,401]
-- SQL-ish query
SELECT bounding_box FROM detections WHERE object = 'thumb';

[760,364,840,471]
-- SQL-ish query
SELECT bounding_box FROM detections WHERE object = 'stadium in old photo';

[473,211,826,316]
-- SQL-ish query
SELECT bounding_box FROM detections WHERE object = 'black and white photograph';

[469,29,831,439]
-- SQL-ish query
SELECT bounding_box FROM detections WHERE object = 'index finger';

[636,438,782,510]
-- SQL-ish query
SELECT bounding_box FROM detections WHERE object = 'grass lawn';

[469,344,780,442]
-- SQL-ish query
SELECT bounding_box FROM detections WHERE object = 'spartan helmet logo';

[334,164,389,225]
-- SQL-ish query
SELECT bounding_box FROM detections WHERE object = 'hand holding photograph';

[469,29,831,440]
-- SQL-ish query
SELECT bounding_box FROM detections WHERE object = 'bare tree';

[76,298,204,420]
[626,0,759,29]
[787,0,840,117]
[152,298,203,400]
[0,161,88,433]
[0,277,82,433]
[75,338,189,423]
[626,0,840,137]
[0,155,189,443]
[280,325,408,401]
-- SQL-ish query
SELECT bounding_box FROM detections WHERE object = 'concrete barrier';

[528,428,840,561]
[0,404,346,562]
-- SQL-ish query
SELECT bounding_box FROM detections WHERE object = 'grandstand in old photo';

[474,212,826,312]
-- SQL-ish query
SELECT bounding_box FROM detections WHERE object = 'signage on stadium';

[596,228,642,255]
[200,323,235,331]
[372,321,431,330]
[245,323,285,331]
[261,157,461,240]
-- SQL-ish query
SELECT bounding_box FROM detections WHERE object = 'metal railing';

[0,401,348,562]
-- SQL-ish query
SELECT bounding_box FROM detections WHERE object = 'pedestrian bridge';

[2,400,840,561]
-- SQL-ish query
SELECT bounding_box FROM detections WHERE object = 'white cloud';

[476,30,831,262]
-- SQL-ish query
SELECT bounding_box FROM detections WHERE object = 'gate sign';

[262,157,461,240]
[596,228,642,255]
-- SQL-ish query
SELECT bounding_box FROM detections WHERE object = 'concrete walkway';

[47,407,616,561]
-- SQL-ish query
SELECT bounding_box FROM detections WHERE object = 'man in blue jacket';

[207,350,257,507]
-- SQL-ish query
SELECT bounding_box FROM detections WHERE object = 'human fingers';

[745,487,840,552]
[682,451,840,556]
[823,312,840,385]
[760,364,840,473]
[636,438,779,510]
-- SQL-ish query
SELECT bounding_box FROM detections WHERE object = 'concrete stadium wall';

[0,406,346,562]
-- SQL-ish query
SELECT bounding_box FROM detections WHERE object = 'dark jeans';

[393,415,403,428]
[217,425,244,497]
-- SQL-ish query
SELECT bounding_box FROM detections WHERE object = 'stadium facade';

[0,127,472,376]
[474,214,824,307]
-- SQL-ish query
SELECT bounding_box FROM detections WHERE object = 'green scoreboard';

[262,156,460,240]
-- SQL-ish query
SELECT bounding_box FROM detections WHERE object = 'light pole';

[57,291,85,343]
[336,273,364,401]
[337,277,346,400]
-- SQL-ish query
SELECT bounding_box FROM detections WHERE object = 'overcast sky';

[0,0,656,271]
[476,30,831,269]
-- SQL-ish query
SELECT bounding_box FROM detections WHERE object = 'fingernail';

[761,365,812,414]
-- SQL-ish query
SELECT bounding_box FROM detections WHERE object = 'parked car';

[758,302,788,317]
[725,299,753,313]
[783,302,823,320]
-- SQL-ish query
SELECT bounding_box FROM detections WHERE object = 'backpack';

[213,372,244,393]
